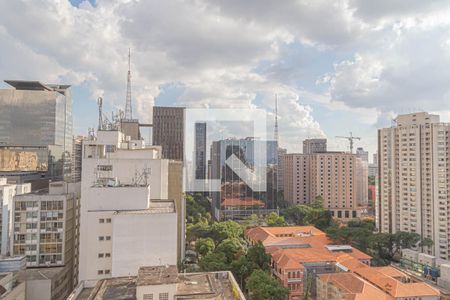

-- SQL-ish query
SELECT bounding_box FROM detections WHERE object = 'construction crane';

[336,132,361,153]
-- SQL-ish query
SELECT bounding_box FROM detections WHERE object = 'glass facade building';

[210,137,278,220]
[0,80,73,181]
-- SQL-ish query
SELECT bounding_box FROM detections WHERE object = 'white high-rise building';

[0,178,31,256]
[78,129,179,285]
[378,112,450,259]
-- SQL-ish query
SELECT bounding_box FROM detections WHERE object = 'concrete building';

[356,147,369,162]
[316,264,440,300]
[303,138,327,154]
[277,147,287,193]
[11,181,79,299]
[71,136,83,183]
[209,137,278,220]
[283,152,368,219]
[0,80,73,183]
[0,178,31,256]
[78,129,180,285]
[69,265,246,300]
[0,271,26,300]
[194,122,206,180]
[378,112,450,259]
[246,226,371,300]
[152,106,184,161]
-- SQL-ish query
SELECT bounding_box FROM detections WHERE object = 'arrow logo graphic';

[225,154,266,191]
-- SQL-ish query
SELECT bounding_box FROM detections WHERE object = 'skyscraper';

[209,137,277,220]
[356,147,369,162]
[283,151,368,219]
[194,122,207,180]
[152,106,184,161]
[378,112,450,259]
[303,138,327,154]
[0,80,73,184]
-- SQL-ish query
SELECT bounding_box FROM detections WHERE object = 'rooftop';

[246,226,371,270]
[337,256,440,298]
[318,272,393,300]
[75,267,245,300]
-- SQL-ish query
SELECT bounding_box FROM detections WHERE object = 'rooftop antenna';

[336,132,361,153]
[124,48,133,120]
[97,97,103,130]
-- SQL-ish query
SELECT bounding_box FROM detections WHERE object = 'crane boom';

[335,132,361,153]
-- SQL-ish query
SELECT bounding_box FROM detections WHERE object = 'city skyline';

[3,1,450,155]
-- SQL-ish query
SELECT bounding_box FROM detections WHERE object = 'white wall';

[111,212,177,277]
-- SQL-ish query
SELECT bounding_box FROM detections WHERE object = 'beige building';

[69,265,246,300]
[152,106,185,161]
[11,181,79,299]
[283,152,368,219]
[378,112,450,259]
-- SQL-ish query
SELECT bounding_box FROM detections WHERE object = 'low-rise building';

[68,265,246,300]
[246,226,371,300]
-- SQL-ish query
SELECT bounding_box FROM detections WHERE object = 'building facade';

[355,147,369,162]
[378,112,450,260]
[283,152,368,219]
[194,122,207,180]
[0,80,73,182]
[277,147,287,193]
[152,106,184,161]
[303,138,327,154]
[209,138,278,220]
[78,129,179,285]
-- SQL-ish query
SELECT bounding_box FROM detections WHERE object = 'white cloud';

[2,0,450,153]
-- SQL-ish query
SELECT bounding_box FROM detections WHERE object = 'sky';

[2,0,450,160]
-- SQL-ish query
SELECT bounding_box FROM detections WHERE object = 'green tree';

[420,237,434,248]
[246,270,289,300]
[311,195,324,209]
[283,204,332,230]
[246,242,271,271]
[195,237,215,257]
[216,238,245,263]
[186,220,211,243]
[266,212,287,227]
[198,252,229,271]
[210,220,243,243]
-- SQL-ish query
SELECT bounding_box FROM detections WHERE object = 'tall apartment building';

[378,112,450,259]
[0,80,73,183]
[303,138,327,154]
[0,178,31,256]
[277,147,287,192]
[12,181,79,299]
[356,147,369,162]
[194,122,207,179]
[78,129,179,285]
[71,136,83,182]
[283,152,368,219]
[152,106,184,160]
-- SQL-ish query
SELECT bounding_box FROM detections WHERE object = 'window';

[105,236,111,241]
[105,253,111,258]
[105,270,110,274]
[97,270,103,275]
[159,293,169,300]
[98,236,104,241]
[143,295,153,300]
[106,218,111,223]
[98,253,104,258]
[99,219,104,223]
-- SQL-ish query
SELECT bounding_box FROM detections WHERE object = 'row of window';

[97,269,110,275]
[99,218,111,223]
[98,236,111,241]
[98,253,111,258]
[143,293,169,300]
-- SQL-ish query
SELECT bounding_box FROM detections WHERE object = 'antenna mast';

[97,97,103,130]
[124,48,133,120]
[274,94,279,144]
